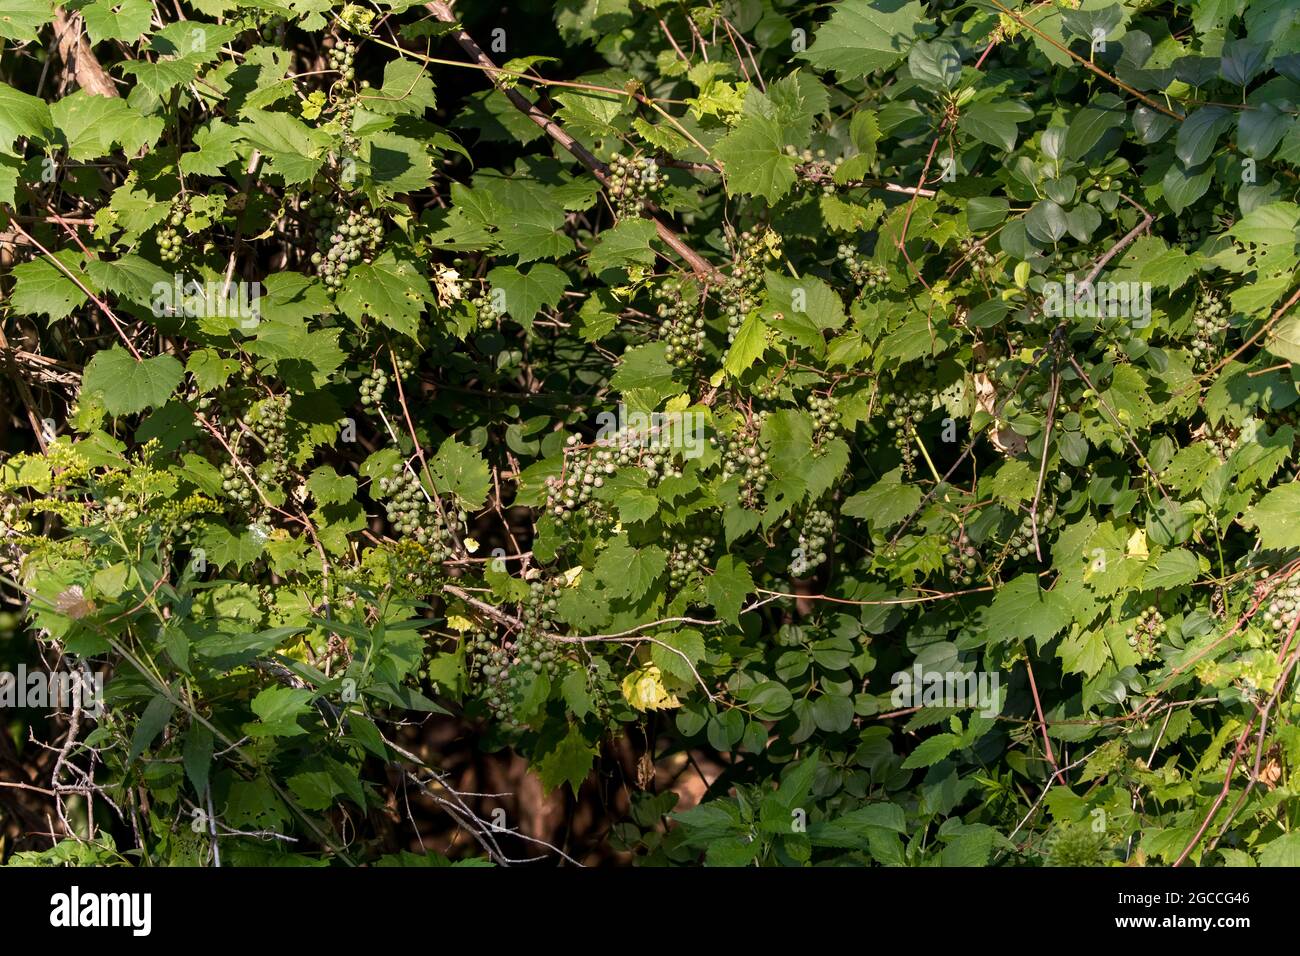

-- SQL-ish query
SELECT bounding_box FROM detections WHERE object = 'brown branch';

[8,220,141,360]
[1028,370,1060,562]
[1023,652,1061,781]
[1068,356,1170,498]
[1198,282,1300,383]
[51,9,119,98]
[1076,193,1154,295]
[1175,609,1300,865]
[658,18,691,66]
[0,325,50,454]
[424,1,722,283]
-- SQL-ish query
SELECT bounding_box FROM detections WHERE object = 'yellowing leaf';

[446,614,478,633]
[300,91,327,120]
[1126,528,1148,558]
[621,665,680,711]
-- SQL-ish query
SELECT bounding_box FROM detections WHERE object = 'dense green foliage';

[4,0,1300,867]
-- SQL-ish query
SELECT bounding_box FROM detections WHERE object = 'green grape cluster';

[721,227,779,342]
[359,366,389,406]
[390,541,443,596]
[545,436,612,525]
[521,577,560,629]
[631,441,683,485]
[219,462,257,511]
[1035,385,1067,416]
[655,279,706,369]
[194,383,283,514]
[836,244,886,291]
[607,154,666,218]
[375,463,459,560]
[944,530,981,587]
[466,628,561,726]
[158,197,189,264]
[1191,291,1228,370]
[471,287,503,329]
[883,384,930,477]
[358,357,413,407]
[808,393,841,448]
[466,632,514,723]
[328,38,356,83]
[666,519,716,589]
[617,428,686,484]
[546,429,685,524]
[1260,571,1300,634]
[1005,502,1057,562]
[785,145,844,195]
[753,376,781,402]
[958,236,996,270]
[258,14,287,42]
[325,39,362,152]
[715,412,770,508]
[787,507,833,577]
[307,195,383,289]
[973,342,1003,377]
[1127,605,1166,660]
[249,397,289,481]
[1203,422,1239,461]
[334,100,362,157]
[194,370,251,430]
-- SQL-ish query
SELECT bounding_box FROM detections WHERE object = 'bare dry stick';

[1078,194,1154,292]
[0,323,51,454]
[1028,370,1060,561]
[52,9,119,98]
[221,150,263,298]
[658,18,690,65]
[1023,653,1061,782]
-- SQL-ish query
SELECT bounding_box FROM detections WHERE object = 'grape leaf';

[83,347,184,416]
[485,263,568,329]
[595,537,666,601]
[706,555,755,626]
[588,217,658,274]
[799,0,927,79]
[428,438,490,511]
[338,253,431,338]
[713,112,798,203]
[535,724,597,796]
